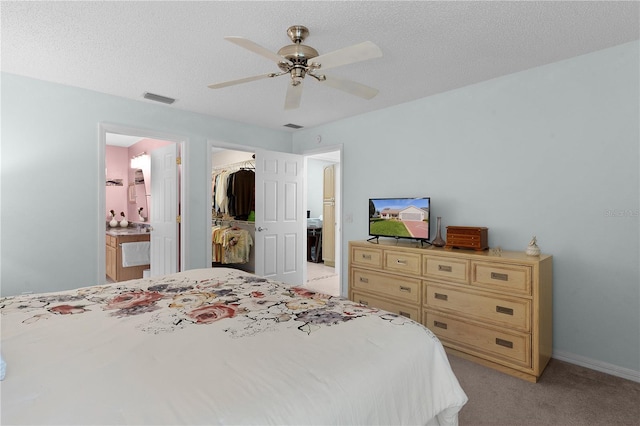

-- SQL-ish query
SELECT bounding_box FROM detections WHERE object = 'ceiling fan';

[207,25,383,110]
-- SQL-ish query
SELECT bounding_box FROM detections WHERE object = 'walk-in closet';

[211,149,256,273]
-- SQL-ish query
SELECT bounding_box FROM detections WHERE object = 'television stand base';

[366,236,380,244]
[419,239,432,248]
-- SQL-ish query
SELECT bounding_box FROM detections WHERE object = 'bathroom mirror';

[133,169,149,220]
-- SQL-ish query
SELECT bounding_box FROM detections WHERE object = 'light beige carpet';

[448,355,640,425]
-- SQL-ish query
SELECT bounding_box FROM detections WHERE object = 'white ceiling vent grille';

[143,92,176,104]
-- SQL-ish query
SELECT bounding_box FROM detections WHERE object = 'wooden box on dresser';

[348,240,553,383]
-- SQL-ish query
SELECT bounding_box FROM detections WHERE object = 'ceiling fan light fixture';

[286,65,307,86]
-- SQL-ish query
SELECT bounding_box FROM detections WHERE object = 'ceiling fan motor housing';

[277,44,319,65]
[278,25,319,76]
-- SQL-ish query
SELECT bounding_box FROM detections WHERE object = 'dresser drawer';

[423,256,469,284]
[384,250,421,275]
[351,246,383,268]
[353,291,420,322]
[425,283,531,332]
[447,236,482,244]
[472,262,531,295]
[351,268,421,304]
[425,312,531,367]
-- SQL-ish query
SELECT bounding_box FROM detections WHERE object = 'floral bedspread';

[0,268,467,426]
[0,268,423,338]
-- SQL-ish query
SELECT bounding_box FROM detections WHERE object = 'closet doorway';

[211,148,257,273]
[208,143,306,285]
[207,142,341,295]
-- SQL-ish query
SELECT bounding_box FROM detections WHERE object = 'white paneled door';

[150,143,178,277]
[254,149,305,285]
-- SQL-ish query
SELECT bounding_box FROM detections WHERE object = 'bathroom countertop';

[106,227,150,237]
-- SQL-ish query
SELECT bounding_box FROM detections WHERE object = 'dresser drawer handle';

[496,305,514,315]
[491,272,509,281]
[396,259,408,265]
[495,338,513,349]
[358,300,369,306]
[438,265,452,272]
[433,320,448,330]
[434,293,448,301]
[399,311,411,318]
[359,277,369,283]
[399,286,411,293]
[362,254,372,260]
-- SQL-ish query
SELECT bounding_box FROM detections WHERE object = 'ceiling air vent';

[143,92,176,104]
[283,123,303,129]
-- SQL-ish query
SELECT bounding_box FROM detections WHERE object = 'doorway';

[206,141,341,295]
[304,148,341,297]
[208,144,305,284]
[99,124,186,284]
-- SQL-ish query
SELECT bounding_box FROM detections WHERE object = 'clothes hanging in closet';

[212,225,253,264]
[212,168,255,220]
[228,169,255,220]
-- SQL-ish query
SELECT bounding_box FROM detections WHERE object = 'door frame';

[302,144,343,295]
[98,123,188,284]
[206,140,343,291]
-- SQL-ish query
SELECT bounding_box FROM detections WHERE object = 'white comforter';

[1,268,467,425]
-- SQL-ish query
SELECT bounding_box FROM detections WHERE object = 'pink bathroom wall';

[105,145,129,223]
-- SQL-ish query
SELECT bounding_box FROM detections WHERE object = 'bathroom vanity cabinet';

[106,232,150,282]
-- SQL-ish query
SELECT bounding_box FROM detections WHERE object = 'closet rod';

[212,218,254,226]
[212,159,255,173]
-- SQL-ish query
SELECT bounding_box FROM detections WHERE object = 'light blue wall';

[293,41,640,375]
[1,73,292,297]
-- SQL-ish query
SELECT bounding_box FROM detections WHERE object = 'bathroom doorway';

[99,124,186,284]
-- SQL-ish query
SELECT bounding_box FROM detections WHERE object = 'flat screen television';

[368,197,430,243]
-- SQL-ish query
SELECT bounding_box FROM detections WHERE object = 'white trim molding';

[553,350,640,383]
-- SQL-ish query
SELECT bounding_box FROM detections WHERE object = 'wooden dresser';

[348,240,553,382]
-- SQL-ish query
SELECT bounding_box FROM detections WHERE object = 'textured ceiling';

[2,1,638,132]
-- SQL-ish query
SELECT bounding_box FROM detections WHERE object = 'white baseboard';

[552,350,640,383]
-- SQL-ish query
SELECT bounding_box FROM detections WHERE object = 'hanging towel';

[121,242,150,267]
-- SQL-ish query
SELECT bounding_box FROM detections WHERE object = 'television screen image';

[369,197,430,241]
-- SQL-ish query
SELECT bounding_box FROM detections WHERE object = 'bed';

[1,267,467,425]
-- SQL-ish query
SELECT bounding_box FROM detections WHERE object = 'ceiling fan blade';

[224,36,292,65]
[284,81,303,110]
[320,74,379,100]
[207,73,274,89]
[309,41,382,71]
